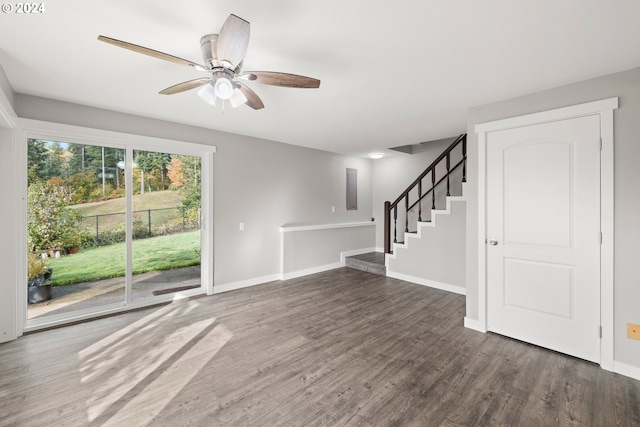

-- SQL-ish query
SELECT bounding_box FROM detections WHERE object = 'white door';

[486,115,601,363]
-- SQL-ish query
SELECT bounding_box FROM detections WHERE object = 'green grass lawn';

[47,230,201,286]
[73,190,183,232]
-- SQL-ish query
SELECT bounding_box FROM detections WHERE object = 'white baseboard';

[215,250,380,295]
[213,274,281,294]
[340,247,379,265]
[386,271,465,295]
[613,360,640,381]
[464,317,487,332]
[282,262,342,281]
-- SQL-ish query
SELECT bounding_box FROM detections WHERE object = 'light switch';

[239,222,245,231]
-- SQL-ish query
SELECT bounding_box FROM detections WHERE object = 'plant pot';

[67,247,79,254]
[28,284,52,304]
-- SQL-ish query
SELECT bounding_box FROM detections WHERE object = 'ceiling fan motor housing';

[200,34,218,69]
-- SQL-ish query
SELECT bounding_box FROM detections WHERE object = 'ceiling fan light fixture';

[197,83,217,105]
[214,77,234,99]
[229,88,248,108]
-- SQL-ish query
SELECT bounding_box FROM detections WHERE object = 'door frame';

[15,118,215,333]
[474,97,617,370]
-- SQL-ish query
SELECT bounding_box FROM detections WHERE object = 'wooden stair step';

[345,253,386,276]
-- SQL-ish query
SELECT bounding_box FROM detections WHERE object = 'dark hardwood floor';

[1,268,639,426]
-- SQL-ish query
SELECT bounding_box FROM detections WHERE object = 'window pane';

[27,139,126,319]
[131,151,202,301]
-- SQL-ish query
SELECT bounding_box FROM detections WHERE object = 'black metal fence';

[80,207,200,247]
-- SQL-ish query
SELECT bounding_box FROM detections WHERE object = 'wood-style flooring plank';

[0,268,639,426]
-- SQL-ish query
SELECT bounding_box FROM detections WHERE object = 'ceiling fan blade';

[216,14,250,69]
[237,73,257,81]
[237,82,264,110]
[160,78,212,95]
[98,35,203,69]
[246,71,320,88]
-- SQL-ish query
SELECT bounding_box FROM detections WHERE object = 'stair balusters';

[383,134,467,254]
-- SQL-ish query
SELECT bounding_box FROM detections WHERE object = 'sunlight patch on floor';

[77,301,232,424]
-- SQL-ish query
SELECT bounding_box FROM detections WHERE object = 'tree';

[42,140,65,179]
[167,157,184,188]
[169,155,201,210]
[27,139,49,182]
[27,181,83,251]
[135,151,172,192]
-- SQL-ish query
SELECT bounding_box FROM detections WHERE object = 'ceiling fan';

[98,14,320,110]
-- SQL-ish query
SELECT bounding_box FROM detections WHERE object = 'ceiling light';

[229,88,248,108]
[368,152,385,159]
[197,83,217,106]
[214,77,234,100]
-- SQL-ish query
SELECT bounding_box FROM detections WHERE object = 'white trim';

[340,247,378,265]
[386,271,466,295]
[279,221,375,233]
[202,150,215,296]
[15,129,27,337]
[281,262,342,281]
[16,118,216,155]
[213,274,281,294]
[0,85,16,128]
[475,98,619,133]
[464,317,486,332]
[600,108,615,372]
[613,361,640,382]
[477,130,487,332]
[473,97,617,372]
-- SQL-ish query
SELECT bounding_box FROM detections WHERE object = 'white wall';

[466,67,640,371]
[6,93,373,298]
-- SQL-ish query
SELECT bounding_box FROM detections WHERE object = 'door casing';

[474,98,617,371]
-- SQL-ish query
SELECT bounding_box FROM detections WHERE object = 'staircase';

[384,134,467,253]
[344,134,467,288]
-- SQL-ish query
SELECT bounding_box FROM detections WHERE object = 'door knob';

[489,239,498,246]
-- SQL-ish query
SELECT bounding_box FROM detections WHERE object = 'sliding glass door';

[24,132,211,328]
[131,150,202,301]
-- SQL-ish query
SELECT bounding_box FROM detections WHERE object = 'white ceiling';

[1,0,640,156]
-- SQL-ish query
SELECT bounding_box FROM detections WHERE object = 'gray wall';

[466,67,640,369]
[387,199,466,291]
[11,94,374,288]
[282,224,375,276]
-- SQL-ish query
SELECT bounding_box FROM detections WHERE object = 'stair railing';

[384,134,467,253]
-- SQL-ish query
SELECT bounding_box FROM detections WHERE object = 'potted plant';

[27,253,53,304]
[61,229,87,254]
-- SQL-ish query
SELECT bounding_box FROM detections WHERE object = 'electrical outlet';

[628,323,640,340]
[331,206,336,213]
